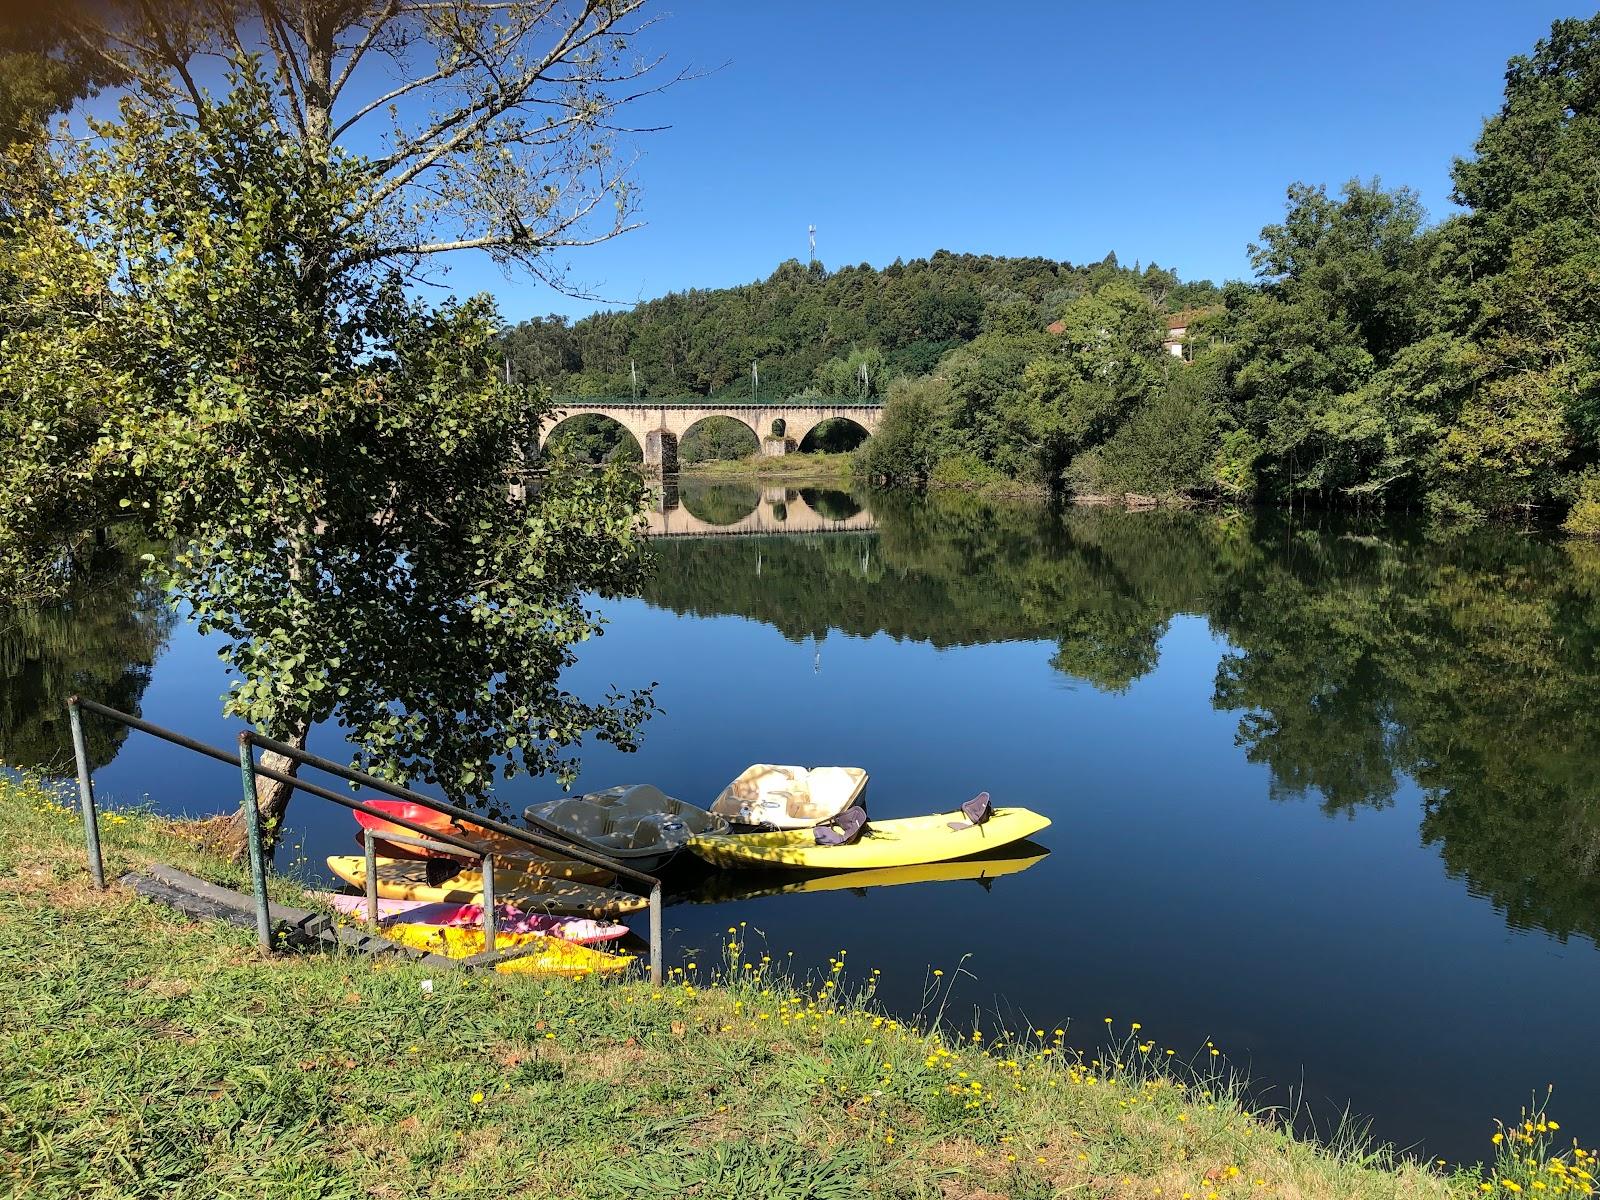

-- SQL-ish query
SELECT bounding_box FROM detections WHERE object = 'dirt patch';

[165,813,246,860]
[569,1042,654,1084]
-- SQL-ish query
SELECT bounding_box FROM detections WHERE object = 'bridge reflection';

[644,483,876,538]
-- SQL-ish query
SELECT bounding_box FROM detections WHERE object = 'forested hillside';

[503,251,1219,400]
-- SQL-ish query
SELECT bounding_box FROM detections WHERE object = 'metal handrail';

[65,696,663,984]
[68,697,498,951]
[248,731,662,886]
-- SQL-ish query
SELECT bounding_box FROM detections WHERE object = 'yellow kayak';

[379,922,635,976]
[325,855,648,916]
[686,806,1051,870]
[684,847,1049,903]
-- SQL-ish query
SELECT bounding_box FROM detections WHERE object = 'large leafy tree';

[1014,281,1166,485]
[0,1,672,842]
[1224,180,1433,505]
[1431,13,1600,517]
[0,2,122,145]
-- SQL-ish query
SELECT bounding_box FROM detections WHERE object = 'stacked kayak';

[314,893,629,944]
[380,923,634,976]
[325,854,648,916]
[350,799,612,882]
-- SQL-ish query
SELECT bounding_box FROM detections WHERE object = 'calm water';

[6,484,1599,1160]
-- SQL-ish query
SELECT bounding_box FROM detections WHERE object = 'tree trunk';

[227,719,310,863]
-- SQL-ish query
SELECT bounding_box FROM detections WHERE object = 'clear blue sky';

[428,2,1592,322]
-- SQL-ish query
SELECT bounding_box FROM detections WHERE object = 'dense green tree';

[814,345,891,399]
[1224,180,1433,505]
[1431,14,1600,518]
[940,329,1056,478]
[680,416,758,463]
[503,251,1191,402]
[1013,282,1168,485]
[857,376,950,484]
[0,1,667,842]
[543,415,642,465]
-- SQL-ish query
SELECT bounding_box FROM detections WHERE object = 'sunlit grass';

[679,450,857,481]
[0,767,1591,1199]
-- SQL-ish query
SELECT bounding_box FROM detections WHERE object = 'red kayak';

[352,798,506,860]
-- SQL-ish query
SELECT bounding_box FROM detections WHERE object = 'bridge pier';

[643,430,678,474]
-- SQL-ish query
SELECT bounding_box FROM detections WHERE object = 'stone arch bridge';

[535,401,883,470]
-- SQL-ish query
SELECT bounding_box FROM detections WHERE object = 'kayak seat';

[543,800,609,840]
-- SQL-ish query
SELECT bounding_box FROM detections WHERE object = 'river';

[6,482,1598,1161]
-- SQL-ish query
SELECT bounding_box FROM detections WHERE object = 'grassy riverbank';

[3,771,1593,1199]
[680,451,856,484]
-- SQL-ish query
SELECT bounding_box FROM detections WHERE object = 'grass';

[2,770,1594,1200]
[680,451,857,483]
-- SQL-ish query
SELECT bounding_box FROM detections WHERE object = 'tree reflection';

[678,480,761,525]
[0,534,176,772]
[644,494,1600,944]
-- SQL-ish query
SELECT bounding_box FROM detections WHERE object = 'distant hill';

[502,251,1220,401]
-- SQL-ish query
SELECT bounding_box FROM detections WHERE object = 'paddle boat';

[686,792,1050,871]
[522,783,729,874]
[709,764,868,829]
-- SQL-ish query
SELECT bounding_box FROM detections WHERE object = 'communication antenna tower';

[808,223,816,263]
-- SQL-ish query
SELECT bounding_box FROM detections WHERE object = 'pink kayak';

[316,892,629,944]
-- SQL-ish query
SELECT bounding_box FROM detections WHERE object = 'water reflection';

[647,482,877,539]
[645,493,1600,946]
[9,489,1599,1157]
[0,535,175,773]
[676,843,1051,905]
[13,498,1600,949]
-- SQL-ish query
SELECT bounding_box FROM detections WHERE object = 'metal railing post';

[649,883,662,987]
[66,698,105,889]
[481,853,497,951]
[236,733,274,954]
[363,827,379,927]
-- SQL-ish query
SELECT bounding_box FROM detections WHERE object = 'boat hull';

[681,846,1050,903]
[686,807,1051,870]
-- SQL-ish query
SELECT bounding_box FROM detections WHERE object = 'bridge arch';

[796,415,873,454]
[680,414,761,463]
[539,412,643,464]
